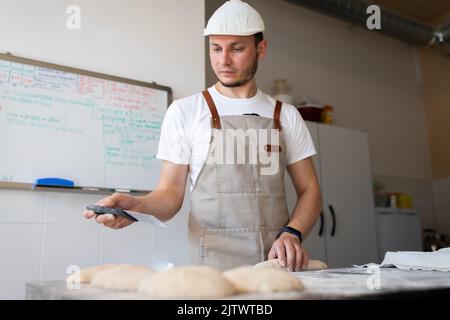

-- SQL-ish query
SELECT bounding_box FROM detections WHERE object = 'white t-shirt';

[156,86,316,191]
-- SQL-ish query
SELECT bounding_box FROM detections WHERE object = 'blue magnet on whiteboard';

[32,177,75,189]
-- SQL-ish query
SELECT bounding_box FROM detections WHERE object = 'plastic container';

[373,181,389,207]
[297,107,323,122]
[321,105,334,124]
[389,193,397,208]
[388,193,413,209]
[397,193,413,209]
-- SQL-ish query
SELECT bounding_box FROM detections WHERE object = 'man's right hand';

[84,160,189,229]
[83,192,140,229]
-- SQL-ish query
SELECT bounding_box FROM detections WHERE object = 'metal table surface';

[26,267,450,300]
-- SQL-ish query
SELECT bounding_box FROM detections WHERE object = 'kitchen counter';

[26,267,450,300]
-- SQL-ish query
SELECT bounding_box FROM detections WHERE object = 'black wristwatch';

[277,226,303,243]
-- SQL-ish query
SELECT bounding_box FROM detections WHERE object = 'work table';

[26,267,450,300]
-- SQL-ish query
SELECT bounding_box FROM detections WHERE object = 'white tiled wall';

[0,224,42,299]
[101,224,152,265]
[0,188,189,299]
[433,177,450,236]
[151,187,190,270]
[372,174,450,242]
[40,224,102,281]
[0,0,203,300]
[0,190,46,223]
[373,174,437,231]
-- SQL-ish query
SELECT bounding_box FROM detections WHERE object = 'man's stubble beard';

[218,54,259,88]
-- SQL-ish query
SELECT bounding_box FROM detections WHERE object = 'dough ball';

[90,265,154,291]
[66,264,130,285]
[306,259,328,270]
[254,259,284,270]
[223,266,304,294]
[138,265,236,299]
[254,259,328,271]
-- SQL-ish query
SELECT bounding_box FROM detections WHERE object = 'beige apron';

[188,89,290,271]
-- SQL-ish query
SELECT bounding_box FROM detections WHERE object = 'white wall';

[207,0,431,179]
[373,174,436,232]
[254,0,435,231]
[0,0,204,299]
[433,177,450,236]
[1,0,204,100]
[205,0,436,231]
[420,48,450,236]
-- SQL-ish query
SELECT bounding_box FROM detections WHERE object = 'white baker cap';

[204,0,265,36]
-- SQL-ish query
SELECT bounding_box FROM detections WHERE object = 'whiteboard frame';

[0,53,172,103]
[0,52,172,194]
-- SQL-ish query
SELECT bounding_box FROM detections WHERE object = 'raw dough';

[66,264,130,285]
[254,259,328,271]
[305,259,328,270]
[90,264,154,291]
[223,266,304,294]
[138,265,236,299]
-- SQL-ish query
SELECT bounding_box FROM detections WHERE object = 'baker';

[83,0,321,272]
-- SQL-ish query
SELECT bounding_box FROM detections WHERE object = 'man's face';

[209,35,267,88]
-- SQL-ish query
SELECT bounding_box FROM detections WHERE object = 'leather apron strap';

[274,100,282,131]
[203,90,283,131]
[202,90,221,129]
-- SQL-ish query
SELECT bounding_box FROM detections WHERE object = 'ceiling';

[374,0,450,25]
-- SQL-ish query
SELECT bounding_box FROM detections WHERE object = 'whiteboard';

[0,53,171,191]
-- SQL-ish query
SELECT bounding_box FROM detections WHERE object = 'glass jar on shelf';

[270,79,294,104]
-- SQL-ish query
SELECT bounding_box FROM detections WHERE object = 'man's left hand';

[268,232,309,272]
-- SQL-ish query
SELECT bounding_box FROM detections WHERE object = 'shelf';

[375,207,419,215]
[0,182,148,195]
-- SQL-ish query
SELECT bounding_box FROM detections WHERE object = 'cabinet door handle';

[328,205,336,237]
[318,211,324,237]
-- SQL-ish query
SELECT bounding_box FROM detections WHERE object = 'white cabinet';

[375,208,422,261]
[285,122,379,267]
[285,122,327,263]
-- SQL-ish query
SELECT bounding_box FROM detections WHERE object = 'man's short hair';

[254,32,264,47]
